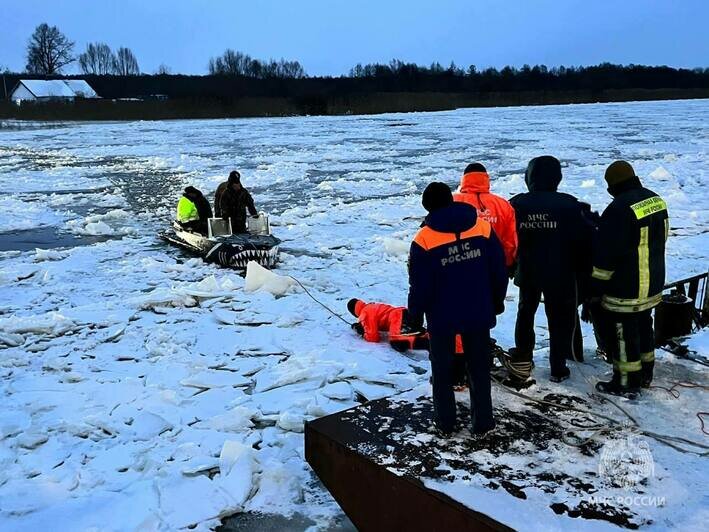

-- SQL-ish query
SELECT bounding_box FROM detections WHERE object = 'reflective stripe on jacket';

[454,171,517,266]
[592,180,668,313]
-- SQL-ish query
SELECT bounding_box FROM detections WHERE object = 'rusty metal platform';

[305,394,647,531]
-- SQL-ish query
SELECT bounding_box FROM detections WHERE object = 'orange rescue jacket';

[454,171,518,267]
[354,300,462,354]
[353,300,406,343]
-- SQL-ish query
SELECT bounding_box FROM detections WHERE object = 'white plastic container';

[247,212,270,235]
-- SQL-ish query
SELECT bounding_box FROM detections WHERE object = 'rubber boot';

[502,374,536,390]
[501,349,535,389]
[550,367,571,383]
[595,372,640,398]
[640,360,654,389]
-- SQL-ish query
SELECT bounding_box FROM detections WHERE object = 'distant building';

[10,79,99,103]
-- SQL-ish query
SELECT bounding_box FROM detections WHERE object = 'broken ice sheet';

[180,369,251,390]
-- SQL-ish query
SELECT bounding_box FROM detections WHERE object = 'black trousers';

[514,284,580,377]
[429,330,494,434]
[586,300,609,356]
[597,308,655,388]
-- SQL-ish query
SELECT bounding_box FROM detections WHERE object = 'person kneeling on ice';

[176,186,213,235]
[408,182,508,436]
[347,298,429,352]
[348,298,476,389]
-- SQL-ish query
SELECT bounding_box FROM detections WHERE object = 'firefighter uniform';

[408,183,508,435]
[592,161,668,393]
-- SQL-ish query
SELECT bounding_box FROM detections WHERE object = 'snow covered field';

[0,99,707,531]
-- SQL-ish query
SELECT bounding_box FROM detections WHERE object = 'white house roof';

[63,80,98,98]
[15,79,98,98]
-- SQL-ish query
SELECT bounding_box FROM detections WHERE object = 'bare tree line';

[22,23,306,79]
[78,43,140,75]
[19,21,708,91]
[23,23,142,76]
[208,49,305,78]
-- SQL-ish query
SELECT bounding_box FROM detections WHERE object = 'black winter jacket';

[214,182,228,217]
[592,178,668,313]
[408,202,508,335]
[510,157,593,292]
[219,186,257,233]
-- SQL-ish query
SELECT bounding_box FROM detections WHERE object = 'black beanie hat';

[604,160,636,187]
[422,182,453,212]
[347,298,360,317]
[228,170,241,185]
[464,162,487,174]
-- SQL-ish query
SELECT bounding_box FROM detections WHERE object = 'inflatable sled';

[161,213,280,269]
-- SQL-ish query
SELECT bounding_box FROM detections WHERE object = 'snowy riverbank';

[0,99,707,530]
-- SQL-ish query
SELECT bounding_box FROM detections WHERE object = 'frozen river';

[0,100,707,530]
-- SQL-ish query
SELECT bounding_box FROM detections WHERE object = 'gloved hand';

[351,322,364,336]
[401,310,424,335]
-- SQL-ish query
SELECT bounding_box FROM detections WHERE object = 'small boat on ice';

[161,214,280,269]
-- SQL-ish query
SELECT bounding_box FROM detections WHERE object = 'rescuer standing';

[506,156,594,386]
[592,161,668,395]
[454,162,518,269]
[408,182,508,436]
[215,171,258,233]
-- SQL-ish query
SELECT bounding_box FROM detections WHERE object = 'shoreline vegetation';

[1,88,707,121]
[3,61,708,120]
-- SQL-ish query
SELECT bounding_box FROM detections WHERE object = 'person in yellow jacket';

[176,186,213,234]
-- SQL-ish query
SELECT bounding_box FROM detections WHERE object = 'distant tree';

[448,61,464,75]
[349,63,365,77]
[155,63,171,75]
[208,49,306,78]
[79,42,116,75]
[277,59,305,79]
[115,47,140,75]
[25,23,75,75]
[429,62,444,74]
[208,49,254,76]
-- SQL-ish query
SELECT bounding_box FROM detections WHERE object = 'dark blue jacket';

[510,157,593,291]
[408,202,508,335]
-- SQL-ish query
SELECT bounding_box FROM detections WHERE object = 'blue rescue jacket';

[408,202,508,335]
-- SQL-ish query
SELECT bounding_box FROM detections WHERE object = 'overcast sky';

[2,0,707,75]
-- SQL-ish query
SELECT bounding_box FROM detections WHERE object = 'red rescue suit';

[454,171,518,267]
[351,299,464,353]
[351,300,429,351]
